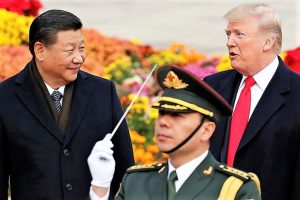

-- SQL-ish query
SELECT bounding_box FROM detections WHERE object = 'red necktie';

[227,76,255,167]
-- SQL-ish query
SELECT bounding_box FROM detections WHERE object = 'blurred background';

[42,0,300,54]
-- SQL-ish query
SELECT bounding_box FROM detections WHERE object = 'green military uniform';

[114,66,261,200]
[115,152,261,200]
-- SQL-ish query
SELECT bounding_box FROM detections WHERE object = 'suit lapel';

[214,71,243,112]
[64,71,92,146]
[148,164,168,200]
[238,59,289,151]
[15,67,64,143]
[175,153,216,200]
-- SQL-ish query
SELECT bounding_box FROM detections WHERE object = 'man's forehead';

[225,20,257,31]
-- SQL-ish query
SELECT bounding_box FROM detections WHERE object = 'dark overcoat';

[0,61,134,200]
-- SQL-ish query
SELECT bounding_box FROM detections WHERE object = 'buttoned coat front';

[0,61,134,200]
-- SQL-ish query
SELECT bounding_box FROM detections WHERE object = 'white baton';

[110,64,158,138]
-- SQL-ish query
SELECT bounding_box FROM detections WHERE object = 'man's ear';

[34,42,45,61]
[200,121,216,142]
[263,35,275,51]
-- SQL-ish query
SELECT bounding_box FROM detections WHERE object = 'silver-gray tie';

[51,90,62,113]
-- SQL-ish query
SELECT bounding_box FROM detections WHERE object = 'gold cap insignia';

[203,166,213,175]
[163,71,188,89]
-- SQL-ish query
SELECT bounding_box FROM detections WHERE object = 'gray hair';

[224,3,282,54]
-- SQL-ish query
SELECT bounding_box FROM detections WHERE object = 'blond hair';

[224,3,282,54]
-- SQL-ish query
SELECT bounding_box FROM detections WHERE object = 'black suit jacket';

[204,57,300,200]
[0,61,134,200]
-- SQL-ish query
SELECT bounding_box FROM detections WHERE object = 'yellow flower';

[128,94,137,101]
[131,38,141,45]
[103,74,112,80]
[140,96,149,104]
[216,55,232,72]
[114,70,123,79]
[148,108,159,119]
[0,9,33,45]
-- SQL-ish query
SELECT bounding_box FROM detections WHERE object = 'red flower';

[27,0,43,16]
[284,47,300,74]
[0,0,43,16]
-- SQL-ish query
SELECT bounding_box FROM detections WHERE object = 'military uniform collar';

[168,150,209,191]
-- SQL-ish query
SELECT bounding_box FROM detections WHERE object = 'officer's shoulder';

[126,162,166,173]
[216,165,261,199]
[215,164,258,182]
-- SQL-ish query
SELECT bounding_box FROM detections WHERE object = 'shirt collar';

[240,56,279,91]
[44,82,65,96]
[168,150,208,180]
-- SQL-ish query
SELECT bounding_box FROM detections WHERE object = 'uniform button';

[65,183,72,191]
[63,149,70,156]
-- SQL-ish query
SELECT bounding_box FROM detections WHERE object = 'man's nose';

[73,51,85,63]
[226,35,236,48]
[157,114,169,128]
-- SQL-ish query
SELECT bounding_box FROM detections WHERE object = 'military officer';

[88,65,261,200]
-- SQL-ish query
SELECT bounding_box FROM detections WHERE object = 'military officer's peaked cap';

[152,65,232,122]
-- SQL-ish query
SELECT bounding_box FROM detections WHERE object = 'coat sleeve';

[108,81,134,200]
[0,119,9,199]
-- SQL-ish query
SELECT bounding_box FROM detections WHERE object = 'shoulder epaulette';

[217,166,261,199]
[126,163,166,173]
[215,164,252,181]
[218,176,243,200]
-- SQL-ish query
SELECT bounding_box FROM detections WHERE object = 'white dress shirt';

[45,83,65,105]
[233,57,279,119]
[168,150,209,192]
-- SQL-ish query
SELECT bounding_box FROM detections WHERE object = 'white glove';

[88,133,115,188]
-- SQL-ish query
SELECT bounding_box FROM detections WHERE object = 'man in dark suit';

[88,65,261,200]
[204,3,300,200]
[0,10,134,200]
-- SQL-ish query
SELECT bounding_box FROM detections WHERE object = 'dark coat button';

[63,149,70,156]
[65,183,72,191]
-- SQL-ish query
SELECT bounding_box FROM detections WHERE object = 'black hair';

[29,9,83,56]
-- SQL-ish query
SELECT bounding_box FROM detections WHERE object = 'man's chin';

[156,144,170,153]
[65,74,78,83]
